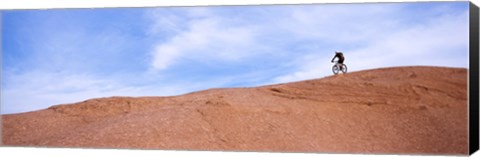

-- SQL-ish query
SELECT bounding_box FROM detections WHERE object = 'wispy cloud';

[147,8,266,71]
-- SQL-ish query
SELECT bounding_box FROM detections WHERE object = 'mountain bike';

[332,61,347,75]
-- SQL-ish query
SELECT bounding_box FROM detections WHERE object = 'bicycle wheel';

[341,64,348,73]
[332,65,340,74]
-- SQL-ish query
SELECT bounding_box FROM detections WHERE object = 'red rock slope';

[1,66,468,155]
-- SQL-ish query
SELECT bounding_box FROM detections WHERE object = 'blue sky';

[1,2,470,114]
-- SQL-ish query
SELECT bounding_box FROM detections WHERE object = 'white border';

[0,147,463,157]
[0,0,473,10]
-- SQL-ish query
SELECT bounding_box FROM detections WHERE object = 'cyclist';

[331,51,345,70]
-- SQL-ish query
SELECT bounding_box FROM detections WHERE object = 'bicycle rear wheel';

[341,64,348,73]
[332,65,340,74]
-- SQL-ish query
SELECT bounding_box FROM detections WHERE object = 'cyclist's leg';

[338,60,344,70]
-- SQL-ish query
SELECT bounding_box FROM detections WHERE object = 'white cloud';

[277,4,403,43]
[272,52,333,83]
[148,8,264,71]
[347,10,469,70]
[3,71,116,113]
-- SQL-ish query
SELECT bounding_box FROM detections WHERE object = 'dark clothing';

[332,53,345,64]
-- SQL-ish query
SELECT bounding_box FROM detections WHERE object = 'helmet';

[335,51,342,54]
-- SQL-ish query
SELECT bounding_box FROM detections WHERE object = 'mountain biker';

[331,51,345,70]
